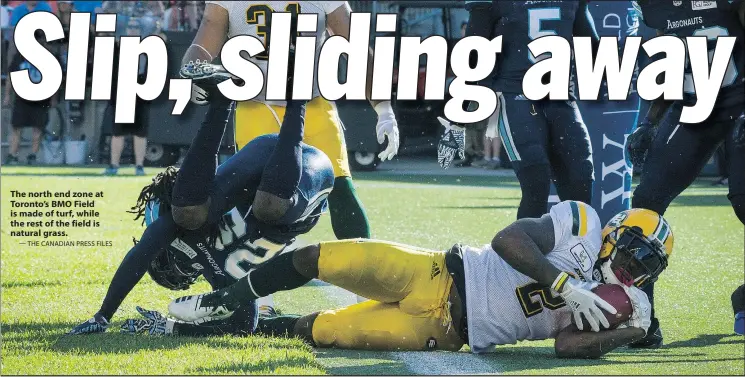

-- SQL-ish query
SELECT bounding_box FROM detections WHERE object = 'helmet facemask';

[600,225,668,288]
[147,248,200,291]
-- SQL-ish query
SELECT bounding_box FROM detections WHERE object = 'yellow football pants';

[234,97,351,178]
[311,239,465,351]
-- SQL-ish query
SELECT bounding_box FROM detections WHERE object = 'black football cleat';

[628,318,663,349]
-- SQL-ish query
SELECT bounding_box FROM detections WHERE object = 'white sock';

[257,294,275,309]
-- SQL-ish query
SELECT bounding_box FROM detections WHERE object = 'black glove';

[627,121,658,167]
[733,113,745,147]
[68,313,110,335]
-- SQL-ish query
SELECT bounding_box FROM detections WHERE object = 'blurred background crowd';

[0,1,726,183]
[1,1,494,176]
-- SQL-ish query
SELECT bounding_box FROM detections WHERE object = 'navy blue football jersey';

[633,0,745,109]
[467,0,591,96]
[166,144,333,290]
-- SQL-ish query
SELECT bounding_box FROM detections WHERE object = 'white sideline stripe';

[390,351,498,375]
[317,281,502,375]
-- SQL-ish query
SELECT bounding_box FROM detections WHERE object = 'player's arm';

[573,0,600,56]
[181,3,229,66]
[492,202,617,332]
[491,215,562,287]
[69,213,180,334]
[626,28,672,166]
[554,325,645,359]
[326,2,399,161]
[435,1,499,168]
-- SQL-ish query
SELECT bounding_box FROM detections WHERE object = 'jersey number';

[683,27,738,94]
[225,238,286,279]
[246,3,301,60]
[527,8,561,63]
[515,282,566,318]
[214,209,286,280]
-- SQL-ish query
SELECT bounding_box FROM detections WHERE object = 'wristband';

[551,271,571,294]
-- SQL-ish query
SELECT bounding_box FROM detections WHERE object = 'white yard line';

[389,351,499,375]
[316,281,502,375]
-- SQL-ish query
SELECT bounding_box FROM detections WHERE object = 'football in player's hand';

[579,284,633,330]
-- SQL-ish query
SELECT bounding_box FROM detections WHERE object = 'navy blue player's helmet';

[147,245,200,290]
[130,167,201,290]
[142,198,201,290]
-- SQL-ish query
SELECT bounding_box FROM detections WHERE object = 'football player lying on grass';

[69,71,334,336]
[168,201,673,358]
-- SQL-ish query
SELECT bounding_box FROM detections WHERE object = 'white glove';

[120,306,173,336]
[436,116,465,169]
[618,285,652,335]
[374,101,400,161]
[552,272,617,332]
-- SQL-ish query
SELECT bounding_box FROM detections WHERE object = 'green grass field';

[1,166,743,375]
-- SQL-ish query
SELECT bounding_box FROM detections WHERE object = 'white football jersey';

[207,1,347,104]
[462,201,603,353]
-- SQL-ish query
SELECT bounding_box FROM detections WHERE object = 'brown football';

[578,284,633,330]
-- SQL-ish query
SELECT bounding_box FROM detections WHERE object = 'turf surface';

[1,166,743,375]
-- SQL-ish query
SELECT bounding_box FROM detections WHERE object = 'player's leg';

[724,123,745,225]
[170,95,233,230]
[260,300,463,351]
[257,248,464,352]
[253,100,308,223]
[724,118,745,336]
[632,107,725,215]
[543,101,594,204]
[497,94,552,219]
[169,239,450,322]
[173,302,259,336]
[28,106,47,163]
[303,98,371,239]
[7,101,26,163]
[225,240,442,305]
[121,302,259,337]
[630,108,729,348]
[732,284,745,335]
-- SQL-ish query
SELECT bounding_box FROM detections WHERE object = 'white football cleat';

[168,294,233,322]
[257,294,277,318]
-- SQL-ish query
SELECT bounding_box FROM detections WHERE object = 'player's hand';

[436,117,465,169]
[68,313,110,335]
[553,274,617,332]
[732,113,745,147]
[374,101,400,161]
[179,60,242,106]
[626,121,657,167]
[120,306,170,336]
[617,286,652,335]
